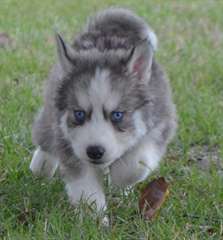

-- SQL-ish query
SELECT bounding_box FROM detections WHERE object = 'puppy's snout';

[86,145,105,161]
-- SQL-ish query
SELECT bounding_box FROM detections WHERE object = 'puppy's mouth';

[89,160,105,165]
[88,158,115,168]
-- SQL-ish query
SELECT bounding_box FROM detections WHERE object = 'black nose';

[86,145,105,160]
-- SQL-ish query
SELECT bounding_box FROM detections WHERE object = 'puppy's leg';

[30,147,58,178]
[65,164,106,211]
[110,140,164,187]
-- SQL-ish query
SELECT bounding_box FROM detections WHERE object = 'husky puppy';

[30,8,177,212]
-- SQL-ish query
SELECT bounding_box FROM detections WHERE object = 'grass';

[0,0,223,239]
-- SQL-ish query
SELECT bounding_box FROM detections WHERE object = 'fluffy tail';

[85,8,158,51]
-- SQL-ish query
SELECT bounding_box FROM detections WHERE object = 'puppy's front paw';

[30,147,58,178]
[101,215,109,227]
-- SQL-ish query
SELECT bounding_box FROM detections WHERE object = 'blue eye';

[74,110,86,124]
[111,111,124,122]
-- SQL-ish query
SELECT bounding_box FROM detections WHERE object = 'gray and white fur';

[30,8,177,214]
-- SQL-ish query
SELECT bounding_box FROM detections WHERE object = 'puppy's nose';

[86,145,105,160]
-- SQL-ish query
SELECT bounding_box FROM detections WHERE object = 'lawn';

[0,0,223,239]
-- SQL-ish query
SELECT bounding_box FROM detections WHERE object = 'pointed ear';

[55,33,75,73]
[127,40,154,81]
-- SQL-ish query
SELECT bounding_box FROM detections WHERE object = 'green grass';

[1,0,223,239]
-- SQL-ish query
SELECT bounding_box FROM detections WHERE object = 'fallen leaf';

[17,208,35,226]
[188,145,221,171]
[0,32,13,48]
[139,177,169,220]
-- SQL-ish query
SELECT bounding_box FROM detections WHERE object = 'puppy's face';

[59,68,149,166]
[55,34,153,166]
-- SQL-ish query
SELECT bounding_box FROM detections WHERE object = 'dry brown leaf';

[139,177,169,220]
[0,32,13,48]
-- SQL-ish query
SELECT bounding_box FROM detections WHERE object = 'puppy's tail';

[85,7,158,51]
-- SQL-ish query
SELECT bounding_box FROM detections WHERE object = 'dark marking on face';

[103,107,108,120]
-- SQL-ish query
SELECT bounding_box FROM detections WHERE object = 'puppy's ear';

[55,33,75,73]
[127,39,154,82]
